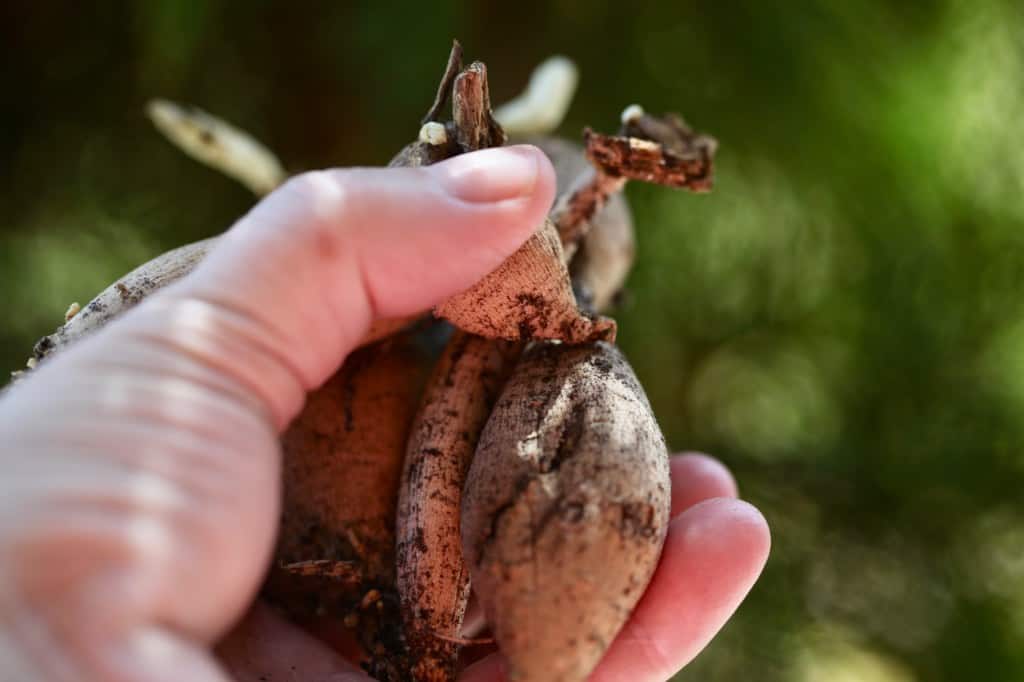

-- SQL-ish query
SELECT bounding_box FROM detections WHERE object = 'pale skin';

[0,146,770,681]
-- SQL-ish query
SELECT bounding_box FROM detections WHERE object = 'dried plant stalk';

[451,61,506,152]
[583,111,717,191]
[530,137,636,313]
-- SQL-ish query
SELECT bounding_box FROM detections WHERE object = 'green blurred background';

[3,1,1023,679]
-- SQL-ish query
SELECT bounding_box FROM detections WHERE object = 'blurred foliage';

[3,1,1024,679]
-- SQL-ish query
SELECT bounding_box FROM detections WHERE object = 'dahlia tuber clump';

[17,40,717,682]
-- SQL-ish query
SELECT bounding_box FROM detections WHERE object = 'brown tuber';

[461,341,671,682]
[267,334,432,677]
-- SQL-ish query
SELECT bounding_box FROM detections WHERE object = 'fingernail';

[434,145,541,203]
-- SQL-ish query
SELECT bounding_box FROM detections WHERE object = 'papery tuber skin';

[434,219,615,344]
[396,332,520,682]
[29,237,416,367]
[461,341,671,682]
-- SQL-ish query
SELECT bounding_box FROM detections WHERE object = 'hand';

[219,453,769,682]
[0,145,768,681]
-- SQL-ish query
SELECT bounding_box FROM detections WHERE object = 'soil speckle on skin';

[414,527,429,553]
[560,502,585,523]
[619,502,658,539]
[589,354,613,375]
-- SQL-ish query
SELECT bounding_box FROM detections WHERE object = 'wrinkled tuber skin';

[530,136,636,313]
[461,341,671,682]
[435,219,616,344]
[267,335,431,672]
[396,332,519,681]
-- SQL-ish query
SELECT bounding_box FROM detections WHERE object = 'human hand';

[0,145,768,681]
[220,454,769,682]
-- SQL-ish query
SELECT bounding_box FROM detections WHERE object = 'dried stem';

[281,559,363,584]
[555,169,627,256]
[452,62,506,152]
[422,40,464,124]
[555,109,718,254]
[586,110,717,189]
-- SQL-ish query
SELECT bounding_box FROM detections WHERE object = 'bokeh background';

[3,1,1024,679]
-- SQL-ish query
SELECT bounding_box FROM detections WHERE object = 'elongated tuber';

[29,236,416,366]
[396,332,520,681]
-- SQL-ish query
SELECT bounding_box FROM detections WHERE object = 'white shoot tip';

[621,104,645,125]
[419,121,448,146]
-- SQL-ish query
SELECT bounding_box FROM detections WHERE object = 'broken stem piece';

[555,168,628,257]
[555,107,718,255]
[452,62,506,152]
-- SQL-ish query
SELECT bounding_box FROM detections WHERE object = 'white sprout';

[419,121,449,146]
[620,104,645,125]
[146,99,287,196]
[493,56,579,137]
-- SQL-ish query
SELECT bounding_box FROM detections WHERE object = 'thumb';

[120,144,555,429]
